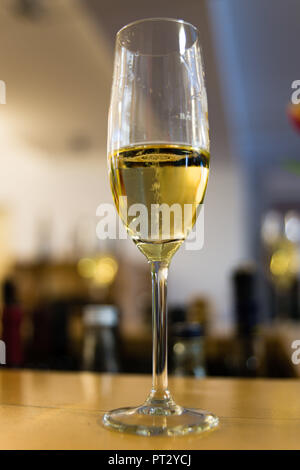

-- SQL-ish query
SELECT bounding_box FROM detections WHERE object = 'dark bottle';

[232,266,260,377]
[82,305,120,372]
[1,279,23,367]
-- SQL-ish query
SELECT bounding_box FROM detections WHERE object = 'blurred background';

[1,0,300,378]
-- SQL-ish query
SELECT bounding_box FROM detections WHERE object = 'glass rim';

[116,17,198,38]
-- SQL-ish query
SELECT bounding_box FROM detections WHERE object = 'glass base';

[102,396,219,436]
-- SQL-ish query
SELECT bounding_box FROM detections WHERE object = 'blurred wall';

[170,159,247,333]
[0,0,249,331]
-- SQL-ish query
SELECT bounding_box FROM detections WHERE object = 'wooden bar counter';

[0,369,299,449]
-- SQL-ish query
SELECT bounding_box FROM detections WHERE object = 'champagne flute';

[103,18,218,436]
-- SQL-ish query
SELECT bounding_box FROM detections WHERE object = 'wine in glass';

[103,18,218,436]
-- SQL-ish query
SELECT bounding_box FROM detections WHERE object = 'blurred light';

[285,211,300,242]
[261,211,282,245]
[270,250,290,276]
[83,305,118,327]
[78,255,119,286]
[173,342,185,355]
[93,256,118,286]
[77,258,95,278]
[270,247,299,277]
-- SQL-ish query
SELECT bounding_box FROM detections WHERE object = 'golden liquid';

[109,144,209,262]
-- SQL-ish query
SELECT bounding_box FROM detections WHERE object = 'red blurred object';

[287,103,300,133]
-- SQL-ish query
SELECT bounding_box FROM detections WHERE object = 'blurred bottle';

[169,305,186,325]
[82,305,120,372]
[170,299,210,377]
[187,298,209,328]
[172,322,206,377]
[1,279,23,367]
[232,265,261,376]
[261,209,300,320]
[30,303,52,368]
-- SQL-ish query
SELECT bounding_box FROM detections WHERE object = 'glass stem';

[149,261,171,402]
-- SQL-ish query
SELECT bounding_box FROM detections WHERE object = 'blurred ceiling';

[85,0,300,169]
[208,0,300,167]
[0,0,112,157]
[0,0,298,169]
[83,0,231,160]
[0,0,230,160]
